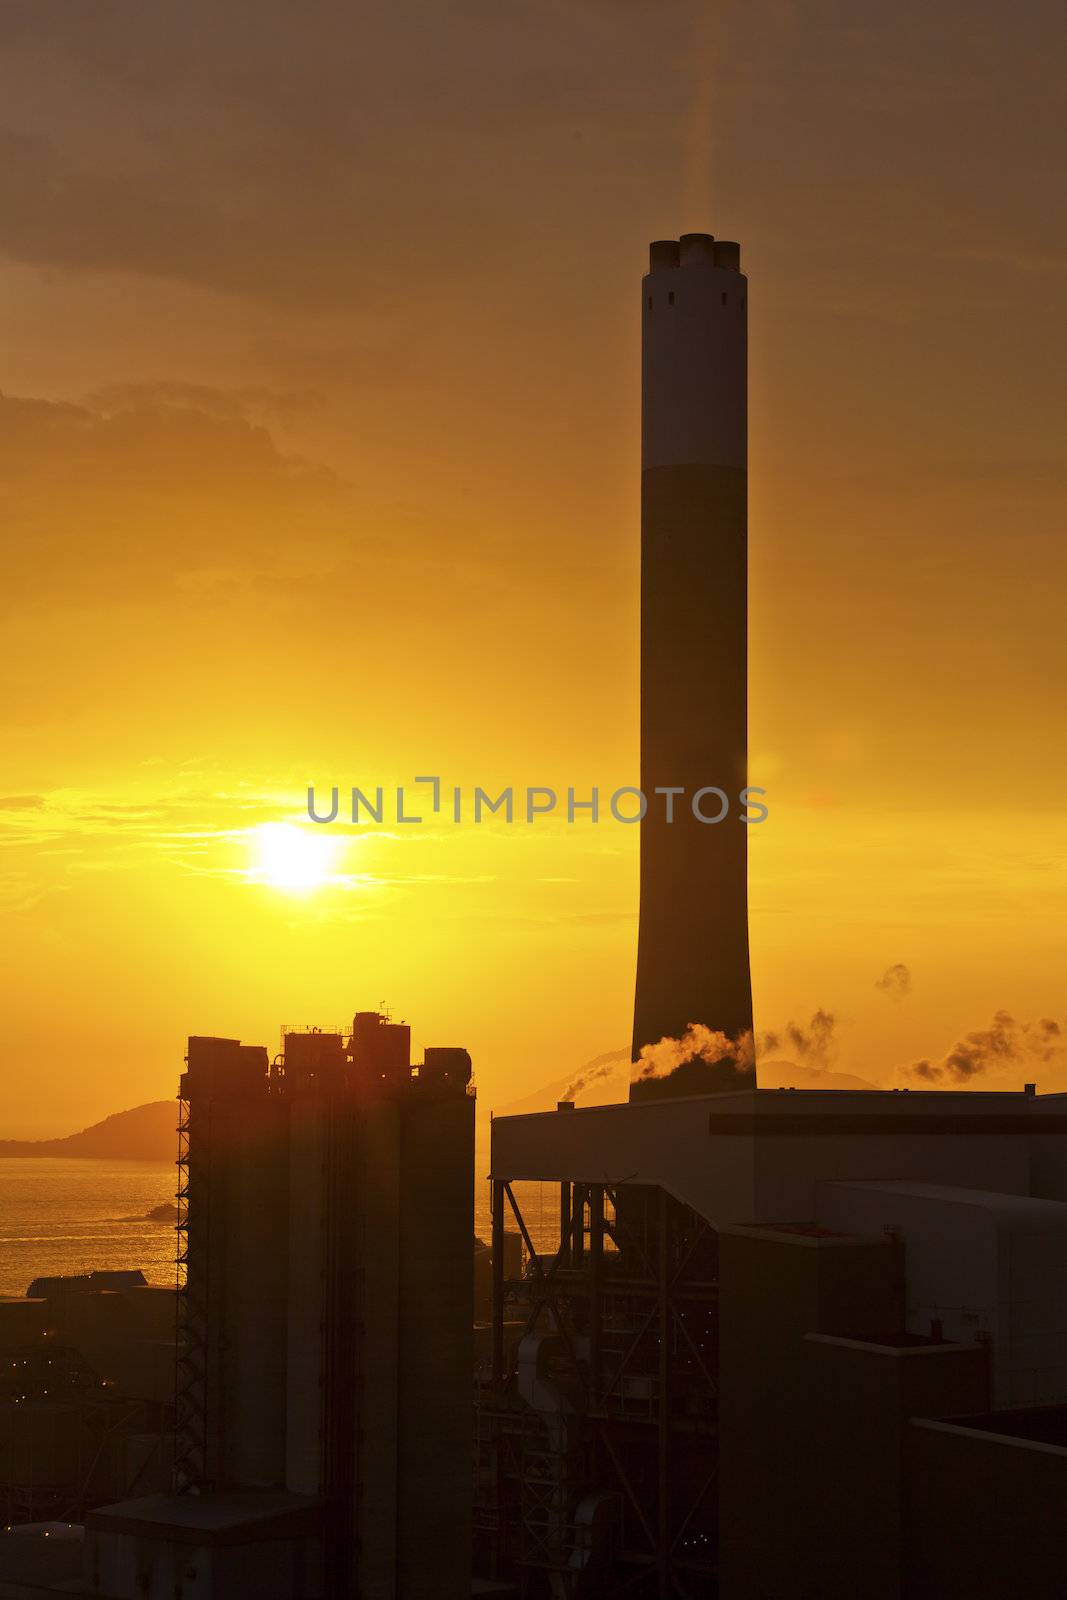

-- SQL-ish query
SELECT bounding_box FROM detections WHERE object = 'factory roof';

[491,1087,1064,1228]
[86,1490,321,1547]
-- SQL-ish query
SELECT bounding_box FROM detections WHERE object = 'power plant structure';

[0,1273,174,1531]
[83,1011,475,1600]
[632,233,753,1097]
[479,1089,1067,1598]
[472,234,1067,1600]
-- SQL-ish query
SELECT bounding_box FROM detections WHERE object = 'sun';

[249,822,342,893]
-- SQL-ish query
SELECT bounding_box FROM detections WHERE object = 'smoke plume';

[903,1012,1064,1084]
[560,1049,629,1102]
[633,1024,754,1083]
[757,1010,837,1070]
[875,963,912,999]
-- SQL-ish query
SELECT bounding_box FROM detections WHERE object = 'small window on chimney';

[668,291,674,306]
[721,291,727,305]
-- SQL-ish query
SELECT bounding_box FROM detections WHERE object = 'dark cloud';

[84,382,325,426]
[0,390,286,477]
[0,388,347,610]
[0,380,555,760]
[0,128,233,289]
[875,962,912,998]
[0,0,678,306]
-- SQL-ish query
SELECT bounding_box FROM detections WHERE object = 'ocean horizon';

[0,1151,559,1298]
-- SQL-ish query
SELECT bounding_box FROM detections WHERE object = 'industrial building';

[477,1085,1067,1597]
[471,234,1067,1599]
[83,1010,475,1600]
[0,1274,174,1531]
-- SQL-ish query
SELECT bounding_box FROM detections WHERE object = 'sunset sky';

[2,0,1067,1134]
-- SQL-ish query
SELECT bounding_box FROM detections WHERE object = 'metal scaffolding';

[476,1178,719,1598]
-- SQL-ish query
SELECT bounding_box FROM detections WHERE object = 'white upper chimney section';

[642,233,747,472]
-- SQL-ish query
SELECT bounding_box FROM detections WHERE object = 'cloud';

[0,1,679,307]
[0,127,238,292]
[84,382,325,427]
[0,387,352,617]
[875,962,912,998]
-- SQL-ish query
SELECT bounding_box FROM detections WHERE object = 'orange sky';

[2,0,1067,1133]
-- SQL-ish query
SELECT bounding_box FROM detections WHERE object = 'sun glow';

[249,822,342,893]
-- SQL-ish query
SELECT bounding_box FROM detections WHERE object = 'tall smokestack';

[630,232,754,1100]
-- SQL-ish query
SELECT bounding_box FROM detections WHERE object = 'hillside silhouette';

[0,1101,176,1160]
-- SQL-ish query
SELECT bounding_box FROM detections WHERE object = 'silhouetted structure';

[477,1086,1067,1598]
[0,1277,173,1530]
[463,228,1067,1600]
[84,1010,475,1600]
[632,233,754,1099]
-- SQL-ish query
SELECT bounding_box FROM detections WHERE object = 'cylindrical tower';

[630,232,755,1099]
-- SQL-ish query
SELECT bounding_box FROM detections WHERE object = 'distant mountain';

[0,1101,177,1161]
[757,1060,880,1093]
[492,1051,630,1119]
